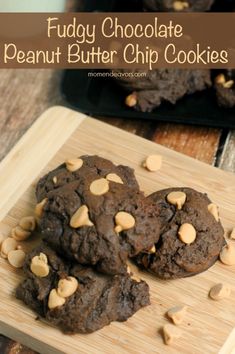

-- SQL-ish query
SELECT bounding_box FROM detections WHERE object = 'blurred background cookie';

[214,70,235,108]
[143,0,215,12]
[116,69,211,112]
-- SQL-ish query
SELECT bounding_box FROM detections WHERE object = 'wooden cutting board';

[0,106,235,354]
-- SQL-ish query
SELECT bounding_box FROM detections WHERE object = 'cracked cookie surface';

[16,244,150,334]
[36,155,162,275]
[36,155,139,200]
[134,187,225,279]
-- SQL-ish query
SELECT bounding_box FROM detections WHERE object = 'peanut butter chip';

[1,238,18,258]
[65,158,83,172]
[163,324,182,345]
[216,75,234,88]
[178,223,196,244]
[19,216,36,232]
[130,274,141,282]
[223,80,234,89]
[126,261,141,282]
[167,191,186,210]
[52,176,57,184]
[144,245,156,254]
[173,1,189,11]
[125,93,137,107]
[167,305,188,325]
[90,178,109,196]
[115,211,135,233]
[209,283,231,301]
[57,276,78,298]
[220,243,235,266]
[215,74,226,85]
[149,245,156,254]
[8,249,26,268]
[30,253,49,277]
[230,228,235,240]
[35,198,48,218]
[70,205,93,229]
[208,203,219,222]
[106,173,123,184]
[48,289,65,310]
[143,155,162,172]
[11,226,31,242]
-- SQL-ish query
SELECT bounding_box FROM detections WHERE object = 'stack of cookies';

[16,155,225,334]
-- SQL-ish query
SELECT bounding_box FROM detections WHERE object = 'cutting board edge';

[0,106,86,222]
[0,106,234,354]
[0,319,64,354]
[83,116,235,181]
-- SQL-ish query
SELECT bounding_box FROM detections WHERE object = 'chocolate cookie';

[143,0,214,12]
[36,155,139,201]
[36,156,162,275]
[116,69,211,112]
[134,188,225,279]
[16,244,150,334]
[214,70,235,108]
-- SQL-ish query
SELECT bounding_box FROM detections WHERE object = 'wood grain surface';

[0,107,235,354]
[152,123,221,165]
[219,131,235,172]
[0,66,234,354]
[1,68,234,174]
[0,3,234,352]
[0,69,63,162]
